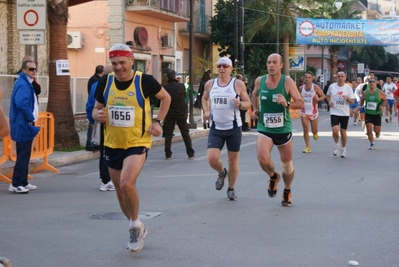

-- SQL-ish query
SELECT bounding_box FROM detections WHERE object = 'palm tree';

[47,0,80,149]
[351,46,388,70]
[245,0,315,75]
[309,0,363,81]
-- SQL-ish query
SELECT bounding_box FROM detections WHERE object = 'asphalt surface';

[1,111,398,267]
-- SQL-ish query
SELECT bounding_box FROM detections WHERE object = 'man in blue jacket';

[8,60,40,194]
[86,65,113,191]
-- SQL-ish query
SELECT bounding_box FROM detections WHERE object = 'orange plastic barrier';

[1,112,59,184]
[0,136,11,183]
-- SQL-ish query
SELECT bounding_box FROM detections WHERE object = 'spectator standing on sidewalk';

[8,59,40,194]
[196,70,211,129]
[163,69,195,160]
[86,65,104,151]
[86,64,114,191]
[92,44,171,252]
[202,57,251,201]
[87,65,104,95]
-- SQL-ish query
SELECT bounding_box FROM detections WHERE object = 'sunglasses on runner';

[27,68,37,71]
[369,80,376,83]
[217,64,230,69]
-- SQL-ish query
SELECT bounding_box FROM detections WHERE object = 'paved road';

[1,111,398,267]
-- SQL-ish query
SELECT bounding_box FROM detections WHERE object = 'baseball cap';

[216,57,233,67]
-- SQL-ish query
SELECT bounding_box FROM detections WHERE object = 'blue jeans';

[12,140,33,187]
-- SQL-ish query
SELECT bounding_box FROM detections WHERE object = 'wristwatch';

[286,102,291,108]
[154,119,164,126]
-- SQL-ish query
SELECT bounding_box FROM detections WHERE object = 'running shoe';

[389,116,392,122]
[341,148,347,158]
[333,144,340,156]
[100,181,115,191]
[0,257,12,267]
[281,190,292,207]
[24,183,37,190]
[369,142,375,150]
[375,132,380,138]
[8,184,29,194]
[354,122,357,126]
[227,189,237,201]
[215,168,227,190]
[268,173,280,198]
[385,117,389,123]
[302,147,311,153]
[128,223,148,252]
[313,133,319,141]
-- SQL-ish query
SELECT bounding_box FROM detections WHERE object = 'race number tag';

[304,97,313,107]
[335,97,345,106]
[263,113,283,128]
[366,102,377,110]
[108,106,135,127]
[213,96,229,109]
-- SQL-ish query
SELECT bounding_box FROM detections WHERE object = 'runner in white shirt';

[326,71,355,158]
[299,71,325,153]
[382,75,397,123]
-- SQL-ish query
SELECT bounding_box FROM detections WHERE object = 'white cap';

[216,57,233,67]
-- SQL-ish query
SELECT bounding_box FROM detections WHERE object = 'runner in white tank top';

[209,77,242,130]
[299,71,325,153]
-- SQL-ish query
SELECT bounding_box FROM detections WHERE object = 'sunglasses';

[369,80,376,83]
[27,68,37,71]
[217,64,230,69]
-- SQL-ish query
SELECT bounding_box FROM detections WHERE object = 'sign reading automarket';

[296,18,399,46]
[17,0,46,30]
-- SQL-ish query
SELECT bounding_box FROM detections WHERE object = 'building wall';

[68,0,109,77]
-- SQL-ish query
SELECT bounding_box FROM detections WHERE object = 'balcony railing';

[127,0,190,17]
[182,14,211,35]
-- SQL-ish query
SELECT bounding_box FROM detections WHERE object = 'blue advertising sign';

[296,18,399,46]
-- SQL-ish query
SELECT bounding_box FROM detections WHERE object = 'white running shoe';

[25,183,37,190]
[341,148,347,158]
[333,144,340,156]
[128,223,148,252]
[9,184,29,194]
[100,181,115,191]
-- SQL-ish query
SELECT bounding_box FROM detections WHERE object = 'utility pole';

[188,0,196,129]
[239,0,244,74]
[276,0,280,53]
[234,0,238,69]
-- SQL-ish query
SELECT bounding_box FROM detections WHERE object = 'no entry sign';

[17,0,46,30]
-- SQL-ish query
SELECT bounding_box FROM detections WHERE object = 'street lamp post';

[276,0,279,53]
[188,0,196,129]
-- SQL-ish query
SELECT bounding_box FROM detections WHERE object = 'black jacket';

[163,79,187,117]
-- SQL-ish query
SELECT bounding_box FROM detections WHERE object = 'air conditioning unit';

[67,31,83,49]
[162,34,173,48]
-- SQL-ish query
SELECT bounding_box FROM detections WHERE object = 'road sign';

[358,63,364,74]
[19,30,45,45]
[56,60,70,76]
[289,46,305,71]
[17,0,46,30]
